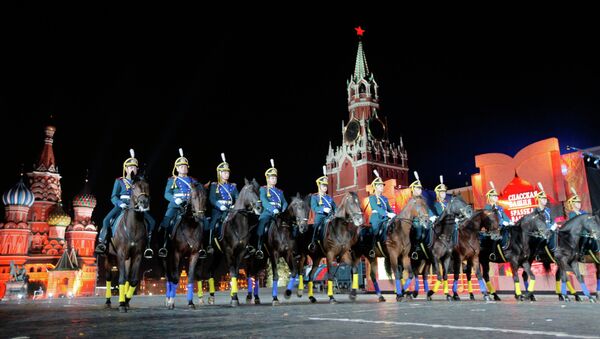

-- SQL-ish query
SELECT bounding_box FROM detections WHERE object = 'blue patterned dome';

[2,178,35,207]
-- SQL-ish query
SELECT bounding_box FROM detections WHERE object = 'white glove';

[454,217,460,224]
[502,221,509,226]
[119,203,127,209]
[273,209,280,214]
[550,223,558,231]
[387,212,396,219]
[323,207,331,214]
[175,198,183,205]
[220,205,228,211]
[429,216,437,223]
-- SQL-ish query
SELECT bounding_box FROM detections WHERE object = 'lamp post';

[142,269,153,294]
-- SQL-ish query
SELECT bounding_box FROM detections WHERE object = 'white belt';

[174,193,189,197]
[120,195,130,200]
[371,210,378,213]
[269,202,281,206]
[218,200,232,205]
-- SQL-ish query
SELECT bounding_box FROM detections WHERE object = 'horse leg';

[167,251,181,310]
[103,257,112,308]
[369,258,385,302]
[509,259,524,301]
[555,266,564,301]
[472,256,491,301]
[326,252,337,304]
[117,254,128,313]
[429,255,444,301]
[521,260,536,301]
[571,258,594,302]
[187,252,199,309]
[482,260,500,301]
[125,254,142,310]
[307,259,319,303]
[271,252,281,305]
[284,252,298,300]
[297,255,306,298]
[246,276,254,303]
[464,261,475,300]
[390,254,403,302]
[341,251,358,302]
[229,248,244,307]
[596,263,600,300]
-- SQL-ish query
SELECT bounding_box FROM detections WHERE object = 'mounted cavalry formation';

[96,150,600,311]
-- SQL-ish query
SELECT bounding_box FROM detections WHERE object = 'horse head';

[579,214,600,240]
[446,194,472,221]
[238,178,263,215]
[402,196,429,226]
[479,209,502,241]
[335,192,363,226]
[285,193,309,232]
[518,208,548,239]
[131,175,150,212]
[189,183,207,222]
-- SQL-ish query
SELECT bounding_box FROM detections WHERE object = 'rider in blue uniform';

[534,182,558,251]
[434,175,458,244]
[567,188,587,220]
[410,171,437,245]
[483,181,512,245]
[95,149,155,258]
[368,170,396,258]
[246,159,288,260]
[308,166,336,252]
[158,148,200,257]
[207,153,239,254]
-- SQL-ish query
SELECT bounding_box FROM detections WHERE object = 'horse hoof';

[272,299,280,306]
[254,297,261,305]
[308,296,317,303]
[396,294,403,302]
[574,295,582,302]
[427,296,433,301]
[188,302,196,309]
[452,293,461,301]
[412,291,419,298]
[493,293,502,301]
[469,293,475,300]
[589,297,596,303]
[484,295,492,301]
[104,302,111,309]
[208,296,215,305]
[446,294,452,302]
[564,295,571,302]
[198,298,205,305]
[231,299,240,307]
[246,294,253,303]
[558,294,564,301]
[427,290,435,298]
[378,295,386,302]
[349,290,357,301]
[329,297,337,304]
[405,294,413,301]
[284,289,292,300]
[528,294,536,302]
[119,306,127,313]
[297,291,303,298]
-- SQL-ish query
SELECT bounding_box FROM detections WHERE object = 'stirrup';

[158,247,168,258]
[243,246,255,259]
[368,249,376,258]
[95,243,107,254]
[255,249,264,260]
[308,242,316,252]
[411,251,419,260]
[206,246,214,254]
[198,248,207,259]
[143,248,154,259]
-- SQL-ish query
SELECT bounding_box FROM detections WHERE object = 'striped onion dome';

[2,178,35,207]
[73,179,96,208]
[47,202,71,226]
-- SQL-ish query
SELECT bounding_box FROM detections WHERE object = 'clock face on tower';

[344,119,360,144]
[367,116,386,141]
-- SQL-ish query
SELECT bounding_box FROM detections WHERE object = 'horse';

[196,178,262,306]
[547,213,600,302]
[164,183,207,309]
[245,194,309,305]
[380,196,430,301]
[298,192,363,304]
[476,208,548,301]
[406,195,472,301]
[103,175,150,313]
[452,209,500,301]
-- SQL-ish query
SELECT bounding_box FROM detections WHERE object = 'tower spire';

[36,125,57,172]
[353,40,370,82]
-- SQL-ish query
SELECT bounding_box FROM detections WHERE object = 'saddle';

[109,211,126,234]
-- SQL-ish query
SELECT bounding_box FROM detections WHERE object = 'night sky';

[2,7,599,223]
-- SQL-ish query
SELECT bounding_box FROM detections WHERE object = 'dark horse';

[476,208,548,301]
[196,178,262,306]
[379,196,430,301]
[452,209,500,301]
[164,183,207,309]
[245,194,309,305]
[103,175,150,313]
[405,195,472,301]
[296,192,363,304]
[546,213,600,302]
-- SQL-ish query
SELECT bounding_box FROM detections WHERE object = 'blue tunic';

[257,186,288,238]
[369,194,394,234]
[310,193,336,227]
[484,204,511,227]
[568,210,587,220]
[209,182,239,230]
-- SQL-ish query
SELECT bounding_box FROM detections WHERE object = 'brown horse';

[216,178,262,306]
[164,183,207,309]
[299,192,363,304]
[245,194,309,305]
[103,175,150,313]
[381,196,430,301]
[452,209,500,301]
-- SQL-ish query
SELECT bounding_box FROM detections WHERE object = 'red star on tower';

[355,26,365,37]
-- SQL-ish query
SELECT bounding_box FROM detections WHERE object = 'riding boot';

[206,227,214,255]
[144,232,154,259]
[308,224,319,252]
[95,226,108,254]
[369,232,377,258]
[158,227,169,258]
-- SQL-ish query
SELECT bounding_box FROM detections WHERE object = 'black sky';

[1,6,599,221]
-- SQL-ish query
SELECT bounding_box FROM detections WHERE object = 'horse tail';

[542,258,552,273]
[384,257,392,279]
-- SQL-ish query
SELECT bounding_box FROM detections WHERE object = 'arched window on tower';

[359,83,367,94]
